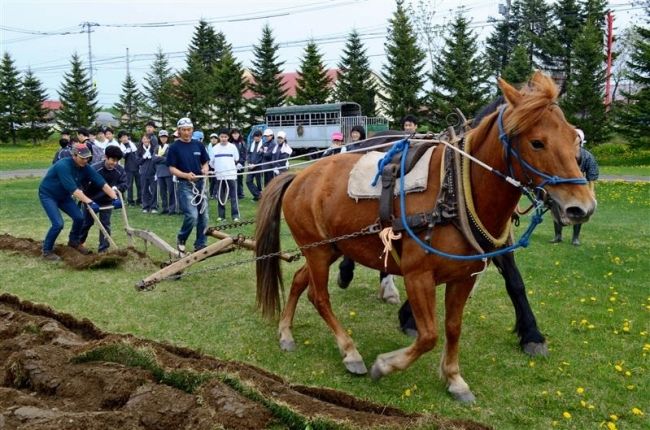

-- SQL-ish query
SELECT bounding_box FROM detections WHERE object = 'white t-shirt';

[209,142,239,180]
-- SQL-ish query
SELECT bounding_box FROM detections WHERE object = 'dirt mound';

[0,234,157,270]
[0,294,490,430]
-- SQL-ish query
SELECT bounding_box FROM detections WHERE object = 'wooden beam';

[207,228,300,262]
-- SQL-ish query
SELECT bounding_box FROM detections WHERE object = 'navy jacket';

[83,161,127,205]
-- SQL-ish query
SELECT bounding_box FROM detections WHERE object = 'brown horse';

[255,72,596,402]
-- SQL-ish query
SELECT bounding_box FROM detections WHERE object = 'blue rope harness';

[372,109,587,261]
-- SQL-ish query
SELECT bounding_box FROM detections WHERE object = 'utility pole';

[126,47,132,134]
[604,11,614,111]
[80,22,99,84]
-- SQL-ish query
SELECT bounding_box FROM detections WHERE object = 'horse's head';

[498,71,596,225]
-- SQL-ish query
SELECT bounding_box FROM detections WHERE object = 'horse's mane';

[467,73,560,148]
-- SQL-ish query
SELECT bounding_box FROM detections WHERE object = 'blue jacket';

[39,157,106,200]
[82,161,127,205]
[579,148,599,181]
[137,142,159,177]
[248,139,264,166]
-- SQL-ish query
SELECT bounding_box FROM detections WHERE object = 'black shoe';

[42,251,61,261]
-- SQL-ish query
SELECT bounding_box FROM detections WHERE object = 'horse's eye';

[530,139,545,150]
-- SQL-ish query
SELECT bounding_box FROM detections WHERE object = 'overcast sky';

[0,0,641,107]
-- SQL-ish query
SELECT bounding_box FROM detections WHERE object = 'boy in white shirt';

[209,128,240,222]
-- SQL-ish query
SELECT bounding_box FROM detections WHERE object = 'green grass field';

[0,178,648,430]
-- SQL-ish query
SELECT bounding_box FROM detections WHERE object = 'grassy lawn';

[600,165,650,177]
[0,141,60,171]
[0,178,648,430]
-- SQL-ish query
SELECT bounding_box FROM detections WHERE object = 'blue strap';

[370,138,409,187]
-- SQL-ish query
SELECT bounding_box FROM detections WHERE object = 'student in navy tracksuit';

[38,143,120,260]
[118,130,141,206]
[137,134,159,213]
[271,130,292,176]
[246,130,264,200]
[79,145,127,253]
[260,128,277,186]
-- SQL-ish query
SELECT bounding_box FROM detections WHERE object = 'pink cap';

[331,132,344,141]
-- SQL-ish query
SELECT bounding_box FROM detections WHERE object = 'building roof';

[244,69,339,99]
[42,100,62,110]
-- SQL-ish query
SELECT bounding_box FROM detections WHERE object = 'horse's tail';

[255,172,297,320]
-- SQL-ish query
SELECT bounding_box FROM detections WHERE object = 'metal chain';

[213,219,256,230]
[162,223,380,282]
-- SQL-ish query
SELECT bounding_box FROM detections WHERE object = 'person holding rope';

[38,142,120,260]
[210,128,240,222]
[166,117,210,253]
[229,128,247,199]
[78,145,127,253]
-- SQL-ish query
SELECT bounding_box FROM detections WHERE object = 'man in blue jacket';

[78,145,127,253]
[38,143,121,260]
[166,117,210,253]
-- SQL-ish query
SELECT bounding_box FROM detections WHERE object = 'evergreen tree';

[561,20,609,143]
[173,53,212,129]
[485,9,518,79]
[248,24,287,123]
[213,49,247,128]
[380,1,427,124]
[188,20,223,72]
[501,44,534,85]
[0,52,23,144]
[294,41,331,105]
[56,53,99,130]
[511,0,556,68]
[548,0,584,94]
[20,69,51,144]
[143,48,174,129]
[114,73,145,134]
[428,11,491,129]
[335,30,377,116]
[616,5,650,147]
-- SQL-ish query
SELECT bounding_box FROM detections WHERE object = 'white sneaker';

[216,217,223,222]
[233,218,240,222]
[150,209,158,214]
[142,209,148,213]
[177,241,186,253]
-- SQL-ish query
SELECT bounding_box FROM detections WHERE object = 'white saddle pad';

[348,147,435,200]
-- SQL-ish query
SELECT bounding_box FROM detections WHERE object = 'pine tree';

[335,30,377,116]
[143,48,174,129]
[549,0,584,94]
[114,73,145,134]
[616,5,650,147]
[380,1,426,124]
[428,11,491,129]
[188,20,222,72]
[561,20,609,143]
[485,10,518,79]
[0,52,23,144]
[56,53,99,130]
[501,44,534,85]
[294,41,331,105]
[213,49,247,128]
[511,0,556,68]
[173,53,212,129]
[248,24,287,123]
[19,69,51,144]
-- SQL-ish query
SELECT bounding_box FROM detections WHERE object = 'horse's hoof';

[370,361,385,381]
[344,360,367,375]
[384,295,400,305]
[451,390,476,403]
[522,342,548,357]
[280,340,297,352]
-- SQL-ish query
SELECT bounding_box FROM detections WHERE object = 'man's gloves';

[88,201,100,212]
[273,169,279,176]
[112,199,123,209]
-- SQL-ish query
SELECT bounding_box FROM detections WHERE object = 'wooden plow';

[135,227,300,291]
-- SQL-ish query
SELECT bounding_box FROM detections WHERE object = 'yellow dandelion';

[304,339,311,345]
[562,411,571,419]
[643,344,650,352]
[631,407,644,416]
[614,364,623,372]
[623,326,630,333]
[349,311,356,317]
[480,314,486,320]
[610,414,618,421]
[576,387,585,394]
[606,422,618,430]
[556,390,563,397]
[609,296,617,302]
[580,319,588,325]
[403,388,412,397]
[588,404,595,410]
[555,261,560,266]
[551,420,558,427]
[529,361,536,368]
[588,324,595,329]
[627,384,635,390]
[541,390,548,396]
[580,400,587,407]
[608,308,614,313]
[625,371,632,377]
[590,297,597,301]
[346,328,353,335]
[580,298,586,303]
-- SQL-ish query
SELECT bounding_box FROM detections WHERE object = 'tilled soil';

[0,294,490,429]
[0,234,158,270]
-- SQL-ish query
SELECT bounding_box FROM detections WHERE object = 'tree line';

[1,0,649,148]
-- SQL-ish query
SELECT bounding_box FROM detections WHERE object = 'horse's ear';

[498,77,522,107]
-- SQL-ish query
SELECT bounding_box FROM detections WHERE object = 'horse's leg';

[306,251,367,375]
[278,264,310,352]
[370,270,437,379]
[440,277,476,403]
[398,300,418,337]
[493,253,548,356]
[378,272,400,304]
[337,256,355,289]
